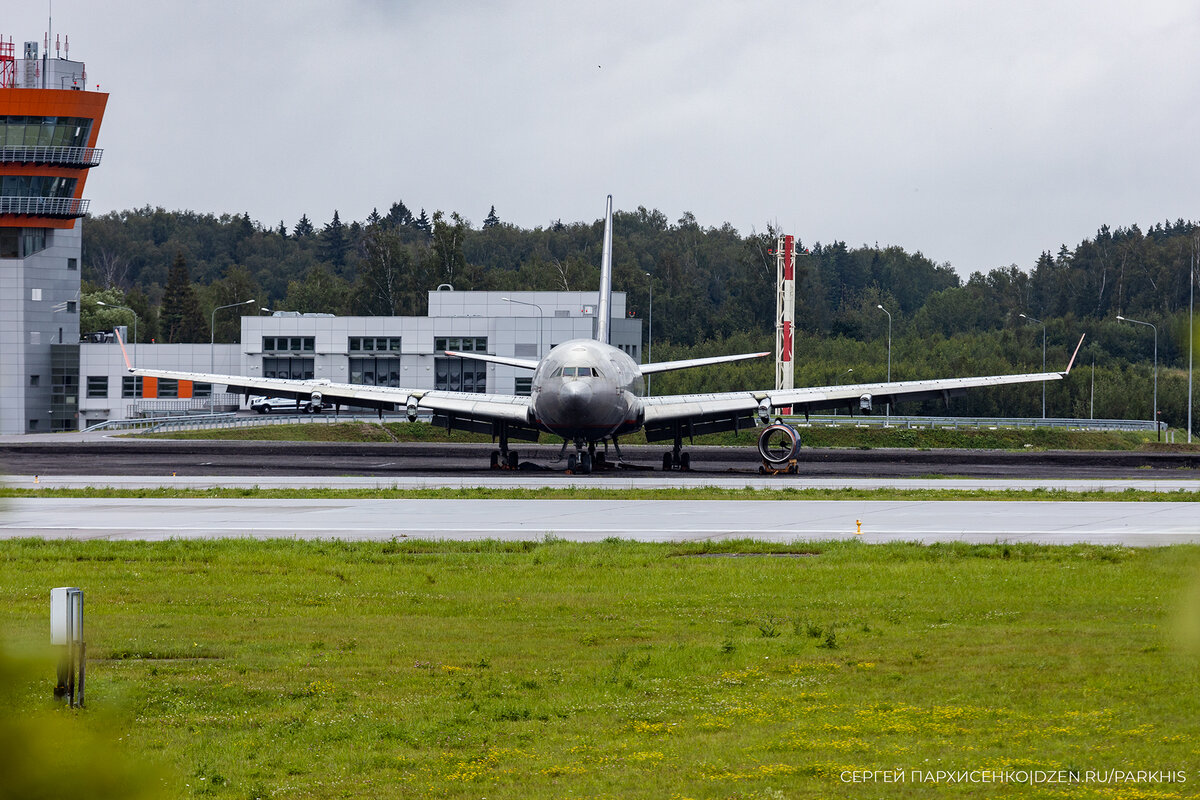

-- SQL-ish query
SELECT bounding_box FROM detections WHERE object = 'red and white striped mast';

[775,235,796,414]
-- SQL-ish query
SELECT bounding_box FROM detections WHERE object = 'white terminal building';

[76,291,642,429]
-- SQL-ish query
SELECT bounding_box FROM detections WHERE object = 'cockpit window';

[561,366,597,378]
[550,367,563,377]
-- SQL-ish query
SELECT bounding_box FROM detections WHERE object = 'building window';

[262,356,314,380]
[515,377,532,396]
[435,337,487,353]
[122,376,143,398]
[349,356,402,387]
[28,419,38,431]
[0,229,17,258]
[86,376,108,398]
[262,336,315,353]
[193,382,212,398]
[67,257,77,270]
[30,374,39,386]
[349,336,401,353]
[66,300,77,313]
[435,357,487,393]
[157,379,179,398]
[23,230,46,256]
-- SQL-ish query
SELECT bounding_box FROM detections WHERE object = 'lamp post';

[1018,313,1046,418]
[876,303,892,417]
[645,272,653,396]
[1190,241,1195,443]
[501,297,545,359]
[211,299,256,371]
[1117,314,1159,441]
[96,301,137,352]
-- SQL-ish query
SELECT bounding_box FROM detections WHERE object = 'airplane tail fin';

[595,195,613,344]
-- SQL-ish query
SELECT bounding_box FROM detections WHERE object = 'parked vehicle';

[248,395,328,414]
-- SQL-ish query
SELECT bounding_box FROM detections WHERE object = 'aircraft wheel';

[490,451,500,469]
[680,452,691,471]
[581,452,593,474]
[662,452,673,471]
[567,454,578,472]
[507,451,519,468]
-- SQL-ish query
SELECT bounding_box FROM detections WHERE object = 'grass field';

[136,420,1188,452]
[3,538,1200,799]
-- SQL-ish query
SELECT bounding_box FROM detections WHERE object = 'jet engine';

[405,396,419,422]
[310,391,323,408]
[757,421,801,466]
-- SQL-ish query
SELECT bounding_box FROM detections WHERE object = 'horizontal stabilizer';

[641,351,770,375]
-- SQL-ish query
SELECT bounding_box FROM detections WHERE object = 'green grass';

[3,538,1200,799]
[133,420,1188,451]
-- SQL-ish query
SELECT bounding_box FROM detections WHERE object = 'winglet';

[1063,333,1085,375]
[114,326,134,371]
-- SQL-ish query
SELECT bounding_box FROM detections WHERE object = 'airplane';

[122,196,1084,474]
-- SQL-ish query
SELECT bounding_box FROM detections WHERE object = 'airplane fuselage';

[529,338,644,441]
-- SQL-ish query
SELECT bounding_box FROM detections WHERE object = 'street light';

[1018,313,1046,418]
[876,303,892,417]
[645,272,653,396]
[211,298,255,374]
[501,297,544,359]
[1117,314,1159,441]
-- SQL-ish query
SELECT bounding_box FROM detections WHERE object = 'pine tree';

[366,207,382,227]
[414,208,432,235]
[276,220,288,238]
[387,200,413,227]
[483,205,500,228]
[159,252,205,343]
[321,210,348,267]
[293,214,315,238]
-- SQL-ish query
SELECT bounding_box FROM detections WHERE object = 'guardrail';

[0,145,103,167]
[0,196,89,218]
[785,414,1165,433]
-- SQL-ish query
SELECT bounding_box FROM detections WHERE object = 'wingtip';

[114,326,134,371]
[1063,333,1086,375]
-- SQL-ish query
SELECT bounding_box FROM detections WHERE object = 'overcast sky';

[9,1,1199,276]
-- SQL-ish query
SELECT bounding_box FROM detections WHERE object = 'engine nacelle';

[405,396,419,422]
[859,393,873,413]
[310,391,323,408]
[757,421,801,466]
[757,399,772,423]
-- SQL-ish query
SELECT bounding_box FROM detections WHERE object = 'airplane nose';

[560,380,593,416]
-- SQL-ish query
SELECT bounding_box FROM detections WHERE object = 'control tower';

[0,35,107,432]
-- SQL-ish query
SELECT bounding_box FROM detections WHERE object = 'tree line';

[79,203,1199,433]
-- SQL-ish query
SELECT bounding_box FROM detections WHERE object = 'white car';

[248,395,328,414]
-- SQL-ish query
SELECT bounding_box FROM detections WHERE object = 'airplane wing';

[639,336,1085,442]
[127,365,537,436]
[640,351,771,375]
[444,350,540,370]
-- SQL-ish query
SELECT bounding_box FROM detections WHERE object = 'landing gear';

[491,425,521,470]
[566,439,595,474]
[660,426,692,471]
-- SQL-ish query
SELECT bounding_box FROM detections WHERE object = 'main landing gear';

[660,425,691,471]
[490,426,521,470]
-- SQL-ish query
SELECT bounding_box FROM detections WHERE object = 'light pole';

[1018,313,1046,418]
[1117,314,1159,441]
[1190,240,1195,443]
[211,299,255,413]
[876,303,892,417]
[645,272,653,396]
[501,297,544,359]
[96,301,137,352]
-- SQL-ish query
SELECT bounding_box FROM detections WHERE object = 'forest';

[78,202,1199,433]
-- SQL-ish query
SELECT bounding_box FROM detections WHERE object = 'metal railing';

[129,395,242,418]
[0,196,89,218]
[0,145,103,167]
[785,414,1164,433]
